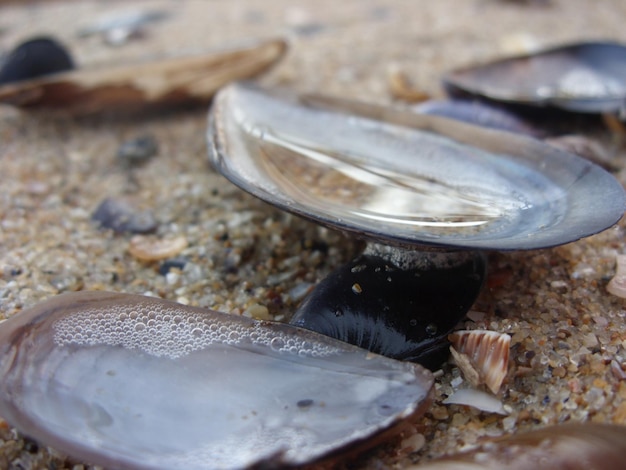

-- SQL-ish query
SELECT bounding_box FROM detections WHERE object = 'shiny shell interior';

[0,291,433,469]
[443,41,626,113]
[207,82,625,250]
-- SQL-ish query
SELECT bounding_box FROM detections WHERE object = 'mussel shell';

[207,82,625,251]
[416,423,626,470]
[443,41,626,114]
[0,38,287,112]
[0,291,434,469]
[290,251,486,370]
[0,37,75,85]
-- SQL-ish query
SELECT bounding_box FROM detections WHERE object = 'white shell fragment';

[442,388,508,415]
[0,291,434,469]
[449,330,511,394]
[207,83,625,251]
[607,254,626,298]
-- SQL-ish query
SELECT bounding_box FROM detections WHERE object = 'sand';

[2,0,626,468]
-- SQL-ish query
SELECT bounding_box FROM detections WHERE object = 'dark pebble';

[117,134,159,165]
[92,197,157,234]
[22,437,39,453]
[0,37,74,85]
[158,257,188,276]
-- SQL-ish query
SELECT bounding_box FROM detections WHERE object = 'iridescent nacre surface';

[0,291,433,469]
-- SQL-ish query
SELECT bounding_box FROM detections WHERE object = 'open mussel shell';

[208,82,625,251]
[0,291,433,469]
[443,41,626,114]
[0,38,286,113]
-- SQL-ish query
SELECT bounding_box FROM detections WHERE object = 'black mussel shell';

[0,37,74,85]
[443,41,626,114]
[290,251,486,370]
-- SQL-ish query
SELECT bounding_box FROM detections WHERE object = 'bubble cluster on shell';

[53,300,342,359]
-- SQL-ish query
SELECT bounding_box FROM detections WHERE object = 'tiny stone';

[611,360,626,380]
[582,332,599,349]
[430,406,449,420]
[450,376,464,388]
[244,303,270,320]
[92,198,157,234]
[613,401,626,424]
[502,415,517,431]
[165,271,180,285]
[399,432,425,453]
[117,134,159,165]
[286,282,314,303]
[158,257,188,276]
[451,412,470,426]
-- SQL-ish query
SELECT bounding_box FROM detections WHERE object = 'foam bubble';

[52,298,341,360]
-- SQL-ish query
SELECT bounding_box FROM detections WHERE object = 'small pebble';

[244,303,271,320]
[92,197,157,234]
[128,235,188,262]
[399,432,426,453]
[117,134,159,166]
[158,257,188,276]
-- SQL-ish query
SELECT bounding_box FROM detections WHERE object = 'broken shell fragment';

[443,41,626,114]
[607,254,626,298]
[449,329,511,394]
[128,234,188,261]
[0,38,287,113]
[0,291,434,469]
[208,82,625,251]
[442,388,508,415]
[415,423,626,470]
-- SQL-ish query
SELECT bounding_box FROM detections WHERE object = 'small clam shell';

[414,423,626,470]
[208,83,625,251]
[0,291,433,469]
[449,330,510,394]
[443,41,626,114]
